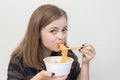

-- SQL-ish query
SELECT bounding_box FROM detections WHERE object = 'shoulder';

[8,54,24,72]
[8,54,38,80]
[9,54,23,66]
[10,54,22,61]
[7,54,25,79]
[68,50,80,69]
[67,50,81,80]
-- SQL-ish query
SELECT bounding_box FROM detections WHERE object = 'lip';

[57,42,64,47]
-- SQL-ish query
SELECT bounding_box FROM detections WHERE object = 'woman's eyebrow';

[49,26,68,29]
[63,26,68,28]
[50,27,58,29]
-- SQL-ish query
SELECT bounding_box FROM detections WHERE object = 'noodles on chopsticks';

[59,44,82,62]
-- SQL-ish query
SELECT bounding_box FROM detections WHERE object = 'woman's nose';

[57,32,65,40]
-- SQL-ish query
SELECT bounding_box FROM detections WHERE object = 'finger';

[81,49,95,59]
[62,74,68,79]
[54,75,68,80]
[80,44,96,55]
[82,44,94,50]
[81,48,95,56]
[40,70,55,77]
[82,48,95,55]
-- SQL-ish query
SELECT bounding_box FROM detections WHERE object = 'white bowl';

[43,56,74,77]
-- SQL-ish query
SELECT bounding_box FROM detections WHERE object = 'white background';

[0,0,120,80]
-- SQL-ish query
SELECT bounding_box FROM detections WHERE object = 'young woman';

[7,4,96,80]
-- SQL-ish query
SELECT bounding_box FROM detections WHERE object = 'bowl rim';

[43,56,74,64]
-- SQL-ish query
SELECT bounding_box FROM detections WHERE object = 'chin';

[53,49,61,52]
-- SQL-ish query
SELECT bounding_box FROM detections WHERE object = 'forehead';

[45,17,67,29]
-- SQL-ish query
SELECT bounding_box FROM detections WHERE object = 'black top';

[7,51,80,80]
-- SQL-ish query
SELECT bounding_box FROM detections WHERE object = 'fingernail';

[82,44,84,46]
[52,73,55,76]
[80,46,83,50]
[79,47,83,51]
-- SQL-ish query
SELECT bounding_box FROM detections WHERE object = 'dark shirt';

[7,51,80,80]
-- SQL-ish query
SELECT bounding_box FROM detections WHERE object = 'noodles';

[59,44,81,62]
[59,44,68,62]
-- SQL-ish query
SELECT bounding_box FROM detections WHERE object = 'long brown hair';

[11,4,67,70]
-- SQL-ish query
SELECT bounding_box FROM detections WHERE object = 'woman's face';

[41,16,67,52]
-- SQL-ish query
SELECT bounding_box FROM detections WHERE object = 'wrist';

[81,62,89,68]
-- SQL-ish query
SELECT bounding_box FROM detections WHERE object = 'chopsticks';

[61,46,82,50]
[59,44,82,62]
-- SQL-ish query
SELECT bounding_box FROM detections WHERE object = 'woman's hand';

[31,70,67,80]
[79,44,96,64]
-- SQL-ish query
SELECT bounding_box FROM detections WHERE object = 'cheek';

[41,35,49,48]
[41,34,49,42]
[64,35,67,41]
[41,33,55,44]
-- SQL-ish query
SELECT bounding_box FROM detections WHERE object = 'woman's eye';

[50,30,57,34]
[62,28,68,33]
